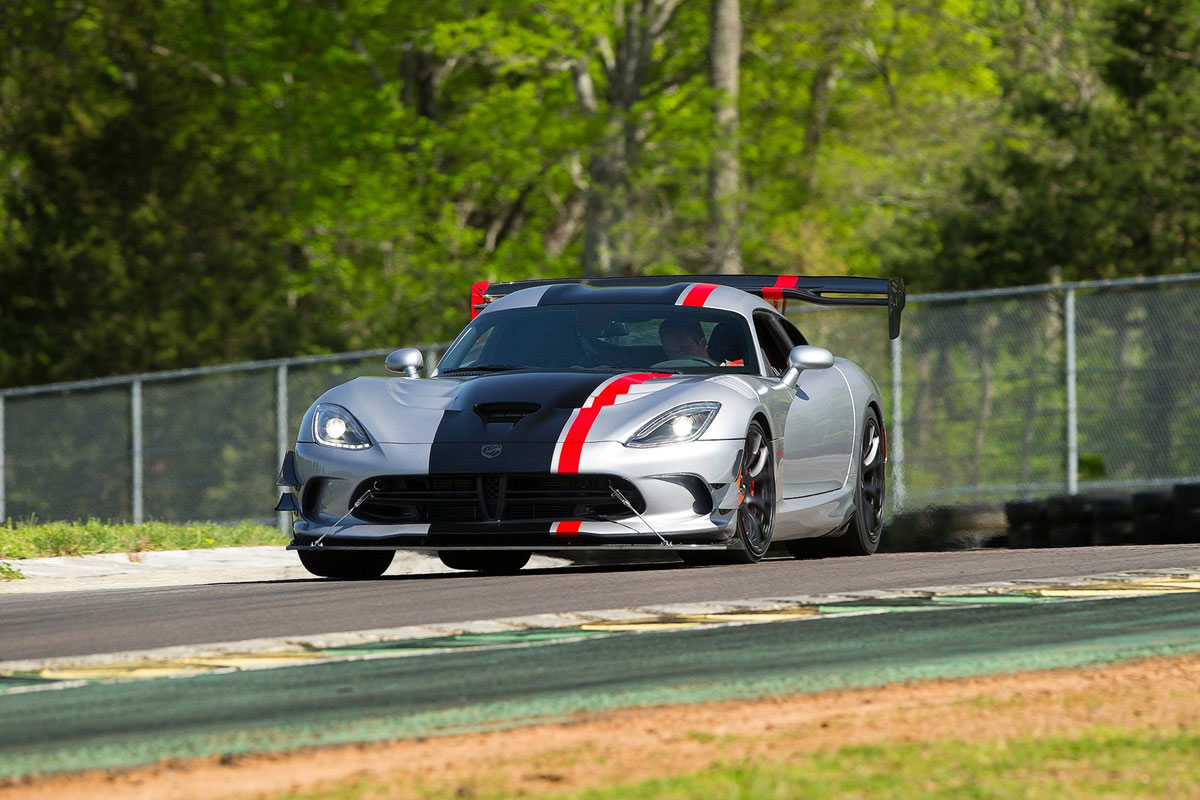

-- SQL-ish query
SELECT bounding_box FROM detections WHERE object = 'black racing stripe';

[538,283,688,306]
[426,371,613,535]
[427,370,611,474]
[427,371,614,534]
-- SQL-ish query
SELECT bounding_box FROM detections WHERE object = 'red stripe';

[681,283,718,307]
[470,280,490,319]
[762,275,799,306]
[554,520,582,538]
[556,372,669,473]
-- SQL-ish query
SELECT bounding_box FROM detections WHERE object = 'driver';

[659,318,710,361]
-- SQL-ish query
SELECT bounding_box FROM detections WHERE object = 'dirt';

[4,654,1199,800]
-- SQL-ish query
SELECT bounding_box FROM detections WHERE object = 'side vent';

[474,402,540,424]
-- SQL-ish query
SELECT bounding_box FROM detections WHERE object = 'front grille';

[351,474,644,525]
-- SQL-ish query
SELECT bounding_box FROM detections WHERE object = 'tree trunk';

[582,142,626,276]
[801,27,844,195]
[576,0,683,277]
[708,0,741,273]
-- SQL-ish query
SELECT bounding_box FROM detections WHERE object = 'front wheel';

[680,421,776,566]
[298,548,394,579]
[438,550,531,574]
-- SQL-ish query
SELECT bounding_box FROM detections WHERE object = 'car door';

[754,312,855,498]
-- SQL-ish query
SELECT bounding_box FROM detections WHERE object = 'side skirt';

[771,480,857,541]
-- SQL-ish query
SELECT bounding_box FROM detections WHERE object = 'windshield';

[437,304,760,375]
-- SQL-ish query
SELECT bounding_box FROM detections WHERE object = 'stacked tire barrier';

[1004,484,1200,547]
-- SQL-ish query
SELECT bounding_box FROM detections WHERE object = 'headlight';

[626,402,720,448]
[313,404,373,450]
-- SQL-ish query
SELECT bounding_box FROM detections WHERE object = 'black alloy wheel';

[842,406,885,555]
[681,420,776,565]
[298,548,394,579]
[438,550,531,574]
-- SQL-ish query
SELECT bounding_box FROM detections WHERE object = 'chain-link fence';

[0,347,445,531]
[1,275,1197,528]
[794,273,1200,512]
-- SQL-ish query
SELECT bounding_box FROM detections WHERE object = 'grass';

[567,732,1200,800]
[0,519,285,566]
[270,729,1200,800]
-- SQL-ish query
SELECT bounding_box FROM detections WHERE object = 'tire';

[1044,495,1074,525]
[1005,523,1034,549]
[298,548,394,579]
[438,550,531,574]
[1177,508,1200,544]
[1174,485,1200,543]
[1174,483,1200,509]
[1133,490,1173,516]
[1004,499,1046,550]
[1133,491,1175,544]
[680,420,775,566]
[1005,499,1042,527]
[1090,496,1135,545]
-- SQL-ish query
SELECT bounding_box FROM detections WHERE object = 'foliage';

[1,0,1197,388]
[0,519,283,559]
[889,0,1200,289]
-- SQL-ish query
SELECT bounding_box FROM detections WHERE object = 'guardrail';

[1,273,1197,529]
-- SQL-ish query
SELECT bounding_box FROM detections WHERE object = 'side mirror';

[385,347,424,378]
[780,345,834,388]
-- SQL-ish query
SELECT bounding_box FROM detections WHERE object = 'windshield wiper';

[441,363,525,374]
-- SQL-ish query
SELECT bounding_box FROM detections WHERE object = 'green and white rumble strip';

[3,568,1199,694]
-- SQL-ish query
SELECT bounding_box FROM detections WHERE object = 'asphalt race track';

[2,544,1198,661]
[4,574,1200,777]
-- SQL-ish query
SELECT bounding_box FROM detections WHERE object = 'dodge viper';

[276,275,905,578]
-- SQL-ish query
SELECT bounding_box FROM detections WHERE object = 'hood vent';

[474,402,541,424]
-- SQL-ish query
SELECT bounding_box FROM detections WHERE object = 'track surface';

[4,590,1200,777]
[2,545,1198,661]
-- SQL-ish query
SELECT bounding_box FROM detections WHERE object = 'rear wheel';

[298,549,394,579]
[680,421,775,566]
[841,406,886,555]
[438,550,531,574]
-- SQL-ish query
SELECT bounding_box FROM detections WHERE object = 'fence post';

[131,379,144,523]
[276,362,290,536]
[1065,288,1078,494]
[890,334,906,513]
[0,395,5,523]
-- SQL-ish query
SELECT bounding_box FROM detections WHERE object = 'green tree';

[888,0,1200,289]
[0,0,302,387]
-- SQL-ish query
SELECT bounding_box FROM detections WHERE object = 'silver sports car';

[277,275,905,578]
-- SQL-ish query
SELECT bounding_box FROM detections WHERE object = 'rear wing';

[471,275,906,339]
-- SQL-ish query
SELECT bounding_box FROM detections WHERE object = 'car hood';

[304,369,759,446]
